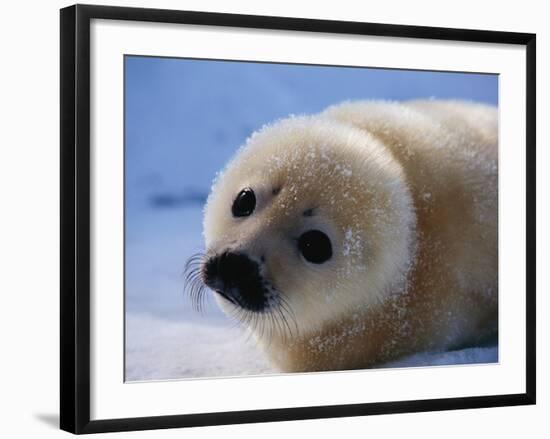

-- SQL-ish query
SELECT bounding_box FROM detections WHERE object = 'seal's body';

[199,100,498,372]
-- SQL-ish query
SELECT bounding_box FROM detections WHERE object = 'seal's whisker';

[276,306,292,341]
[277,294,298,337]
[267,312,276,344]
[183,252,210,314]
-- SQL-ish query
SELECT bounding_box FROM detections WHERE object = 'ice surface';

[125,312,273,381]
[125,57,498,381]
[125,310,497,381]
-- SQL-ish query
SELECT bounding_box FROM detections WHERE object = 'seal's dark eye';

[298,230,332,264]
[232,188,256,217]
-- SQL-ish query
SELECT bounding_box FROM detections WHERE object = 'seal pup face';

[198,115,416,339]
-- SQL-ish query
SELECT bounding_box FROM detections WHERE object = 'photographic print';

[124,57,499,382]
[61,5,535,433]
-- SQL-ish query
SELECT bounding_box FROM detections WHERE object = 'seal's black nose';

[203,252,266,311]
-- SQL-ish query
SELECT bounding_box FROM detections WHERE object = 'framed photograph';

[60,4,536,434]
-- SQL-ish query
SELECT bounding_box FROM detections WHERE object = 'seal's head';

[197,115,416,339]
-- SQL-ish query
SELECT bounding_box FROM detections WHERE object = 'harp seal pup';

[198,100,498,372]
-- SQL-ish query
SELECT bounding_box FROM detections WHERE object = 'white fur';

[203,100,497,370]
[205,114,416,333]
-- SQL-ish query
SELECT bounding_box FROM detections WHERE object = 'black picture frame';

[60,4,536,434]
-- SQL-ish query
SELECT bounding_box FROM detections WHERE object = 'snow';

[342,227,363,258]
[125,312,273,381]
[383,346,498,369]
[125,56,498,382]
[126,311,497,381]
